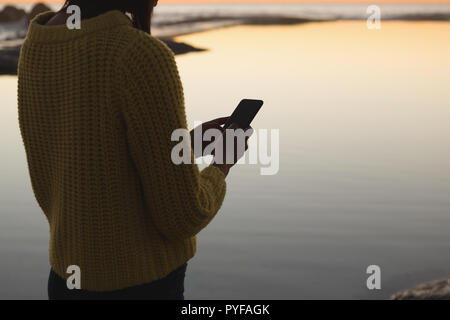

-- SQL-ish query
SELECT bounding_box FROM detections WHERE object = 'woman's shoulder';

[114,25,175,63]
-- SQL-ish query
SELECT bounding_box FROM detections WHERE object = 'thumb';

[228,123,239,130]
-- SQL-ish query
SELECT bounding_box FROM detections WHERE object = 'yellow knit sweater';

[18,11,226,291]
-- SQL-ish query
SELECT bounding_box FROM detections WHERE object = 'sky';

[2,0,450,4]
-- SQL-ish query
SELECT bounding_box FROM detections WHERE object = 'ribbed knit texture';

[18,11,226,291]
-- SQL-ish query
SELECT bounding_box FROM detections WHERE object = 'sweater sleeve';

[117,34,226,241]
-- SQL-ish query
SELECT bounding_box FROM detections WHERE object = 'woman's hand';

[190,117,229,158]
[211,123,253,177]
[190,118,253,177]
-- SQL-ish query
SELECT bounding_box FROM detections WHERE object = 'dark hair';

[63,0,156,33]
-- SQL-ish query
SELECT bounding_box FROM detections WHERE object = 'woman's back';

[18,10,227,292]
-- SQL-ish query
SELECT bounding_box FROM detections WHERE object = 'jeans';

[48,263,187,300]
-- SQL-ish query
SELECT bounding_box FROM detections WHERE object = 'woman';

[18,0,250,300]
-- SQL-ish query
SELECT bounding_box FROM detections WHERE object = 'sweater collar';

[26,10,133,43]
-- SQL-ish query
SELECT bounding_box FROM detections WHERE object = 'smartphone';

[224,99,264,129]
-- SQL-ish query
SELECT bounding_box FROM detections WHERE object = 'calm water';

[1,21,450,299]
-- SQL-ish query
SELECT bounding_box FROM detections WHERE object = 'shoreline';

[0,38,208,76]
[0,15,320,76]
[1,13,450,75]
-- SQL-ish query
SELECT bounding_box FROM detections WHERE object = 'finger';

[211,117,230,125]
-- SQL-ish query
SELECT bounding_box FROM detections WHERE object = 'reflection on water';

[1,22,450,299]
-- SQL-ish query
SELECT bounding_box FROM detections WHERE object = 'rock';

[28,3,52,22]
[0,39,203,75]
[0,45,20,75]
[391,279,450,300]
[389,13,450,21]
[0,5,27,23]
[162,39,205,55]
